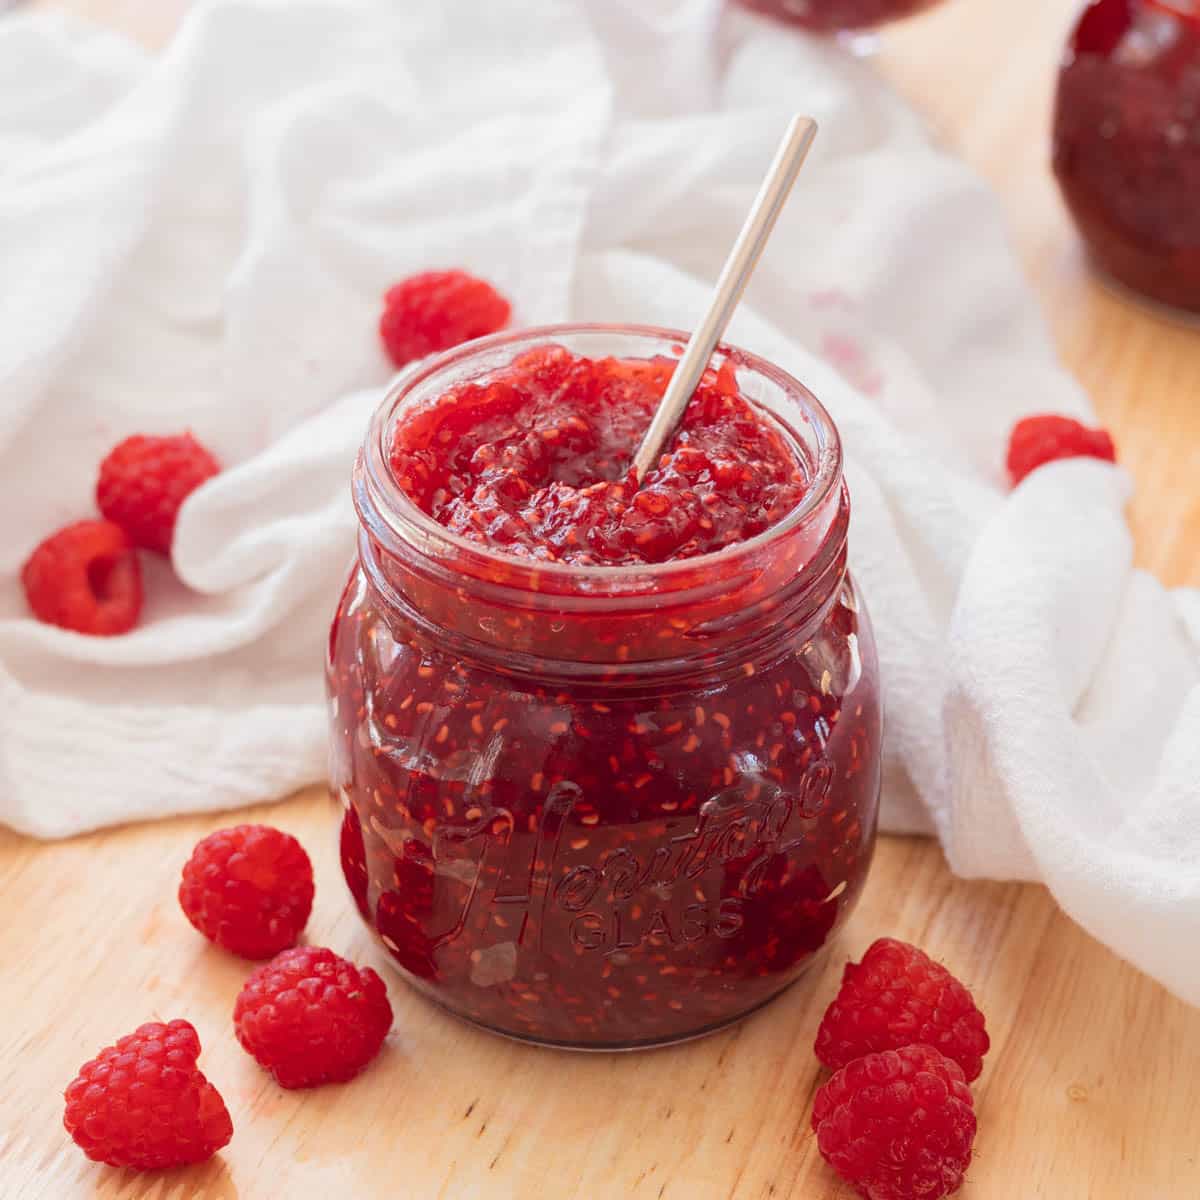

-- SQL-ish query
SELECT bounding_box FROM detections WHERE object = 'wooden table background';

[3,1,1199,1197]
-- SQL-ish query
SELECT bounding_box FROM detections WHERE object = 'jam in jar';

[1054,0,1200,312]
[735,0,947,33]
[327,325,882,1049]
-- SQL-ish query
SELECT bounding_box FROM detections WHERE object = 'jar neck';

[351,324,848,682]
[355,473,850,687]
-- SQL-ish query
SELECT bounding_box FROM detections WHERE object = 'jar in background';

[326,325,882,1049]
[1054,0,1200,313]
[735,0,947,34]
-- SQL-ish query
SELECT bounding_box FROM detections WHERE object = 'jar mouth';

[357,322,844,600]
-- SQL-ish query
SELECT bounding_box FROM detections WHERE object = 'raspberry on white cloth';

[97,433,221,555]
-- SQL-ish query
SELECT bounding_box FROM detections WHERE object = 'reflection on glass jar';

[326,325,882,1049]
[1054,0,1200,313]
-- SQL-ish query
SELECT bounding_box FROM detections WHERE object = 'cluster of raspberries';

[21,269,511,638]
[21,433,221,635]
[64,815,993,1200]
[63,824,393,1170]
[809,937,991,1199]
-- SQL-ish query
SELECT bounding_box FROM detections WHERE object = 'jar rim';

[357,322,844,599]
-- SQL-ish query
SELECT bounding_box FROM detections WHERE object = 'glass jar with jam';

[735,0,948,34]
[327,325,882,1049]
[1054,0,1200,313]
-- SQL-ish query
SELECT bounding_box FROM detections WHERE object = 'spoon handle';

[630,115,819,484]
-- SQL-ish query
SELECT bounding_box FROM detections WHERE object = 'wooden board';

[4,2,1199,1197]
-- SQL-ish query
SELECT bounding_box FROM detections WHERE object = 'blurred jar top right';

[1054,0,1200,314]
[735,0,945,33]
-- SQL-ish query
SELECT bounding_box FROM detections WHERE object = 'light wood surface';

[4,2,1199,1198]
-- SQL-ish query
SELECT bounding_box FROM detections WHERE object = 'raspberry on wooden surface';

[63,1019,232,1171]
[21,519,142,635]
[815,937,990,1082]
[811,1044,976,1200]
[379,269,511,368]
[234,946,393,1089]
[179,824,314,960]
[96,432,220,554]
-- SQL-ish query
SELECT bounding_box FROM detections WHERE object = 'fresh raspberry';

[1006,414,1116,485]
[379,269,511,368]
[96,432,221,554]
[21,520,142,635]
[811,1044,976,1200]
[179,824,314,960]
[815,938,989,1082]
[63,1020,232,1170]
[234,946,393,1088]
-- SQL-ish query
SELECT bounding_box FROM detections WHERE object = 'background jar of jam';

[1054,0,1200,313]
[734,0,947,34]
[327,326,882,1049]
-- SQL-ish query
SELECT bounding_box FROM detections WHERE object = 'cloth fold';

[2,0,1197,1004]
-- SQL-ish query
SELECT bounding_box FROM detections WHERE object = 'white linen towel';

[1,0,1197,1004]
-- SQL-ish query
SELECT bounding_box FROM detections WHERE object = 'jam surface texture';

[329,333,882,1048]
[389,345,806,566]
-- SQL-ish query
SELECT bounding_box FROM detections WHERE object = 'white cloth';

[2,0,1198,1004]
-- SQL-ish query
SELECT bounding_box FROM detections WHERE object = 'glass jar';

[1053,0,1200,313]
[327,325,882,1050]
[735,0,947,34]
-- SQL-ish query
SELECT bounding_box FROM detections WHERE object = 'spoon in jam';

[630,115,819,484]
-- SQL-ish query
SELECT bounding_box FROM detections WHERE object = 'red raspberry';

[63,1019,232,1170]
[379,269,511,368]
[96,432,221,554]
[812,1044,976,1200]
[1006,414,1116,485]
[815,938,989,1082]
[179,824,314,960]
[21,520,142,635]
[234,946,393,1089]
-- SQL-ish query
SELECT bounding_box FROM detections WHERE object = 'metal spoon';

[630,115,819,485]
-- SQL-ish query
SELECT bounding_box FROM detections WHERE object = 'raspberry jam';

[328,326,882,1049]
[389,345,807,566]
[1054,0,1200,312]
[735,0,945,33]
